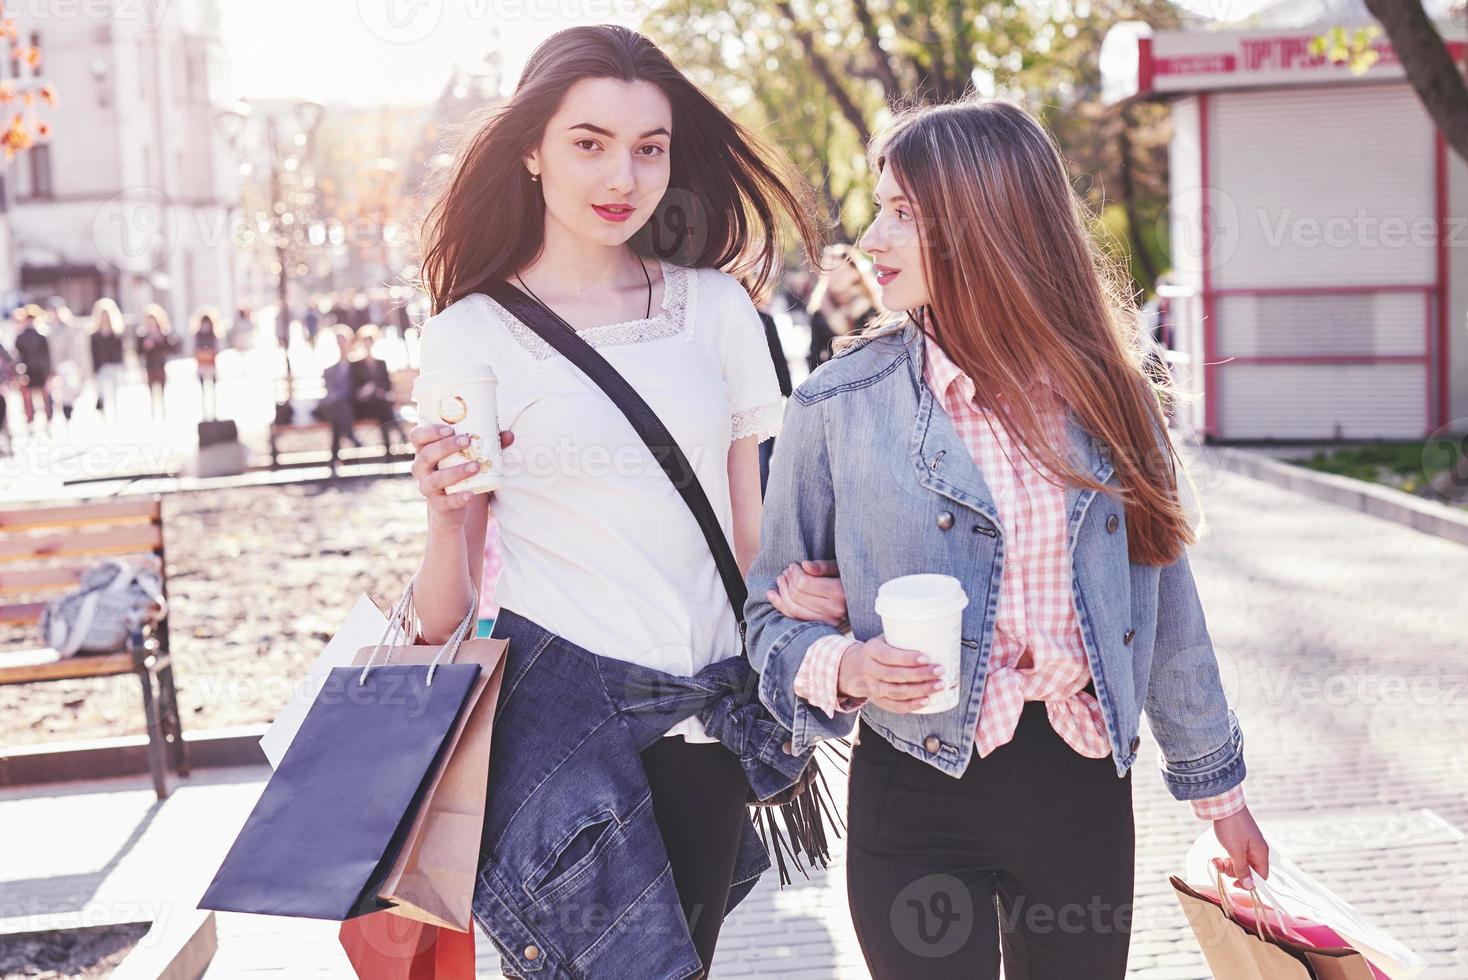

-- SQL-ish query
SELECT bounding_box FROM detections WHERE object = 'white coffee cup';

[412,365,504,494]
[873,574,969,714]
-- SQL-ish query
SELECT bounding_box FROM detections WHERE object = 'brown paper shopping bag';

[352,635,508,933]
[1171,876,1375,980]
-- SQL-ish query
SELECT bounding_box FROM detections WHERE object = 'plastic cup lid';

[874,574,970,620]
[412,365,499,400]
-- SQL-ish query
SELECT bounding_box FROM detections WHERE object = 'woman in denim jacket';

[745,99,1271,979]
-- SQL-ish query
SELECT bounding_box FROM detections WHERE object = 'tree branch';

[1361,0,1468,162]
[773,0,874,143]
[850,0,904,103]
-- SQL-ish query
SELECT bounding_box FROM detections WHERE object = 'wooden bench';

[267,376,414,469]
[0,497,185,799]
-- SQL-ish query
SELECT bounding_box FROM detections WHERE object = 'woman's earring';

[528,171,540,183]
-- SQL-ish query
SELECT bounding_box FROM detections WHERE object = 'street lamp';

[214,98,324,417]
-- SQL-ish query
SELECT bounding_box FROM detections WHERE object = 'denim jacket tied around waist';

[473,608,810,980]
[743,320,1246,803]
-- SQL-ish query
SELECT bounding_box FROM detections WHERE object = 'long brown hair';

[416,25,822,314]
[868,99,1199,565]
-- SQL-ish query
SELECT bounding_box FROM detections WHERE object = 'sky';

[218,0,649,107]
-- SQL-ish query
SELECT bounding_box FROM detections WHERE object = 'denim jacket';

[743,320,1246,802]
[473,608,810,980]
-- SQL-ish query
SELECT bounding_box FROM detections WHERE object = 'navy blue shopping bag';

[198,661,481,921]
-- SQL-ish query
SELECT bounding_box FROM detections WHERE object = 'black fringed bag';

[486,282,848,885]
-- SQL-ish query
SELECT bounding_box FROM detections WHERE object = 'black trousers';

[641,734,751,977]
[846,704,1135,980]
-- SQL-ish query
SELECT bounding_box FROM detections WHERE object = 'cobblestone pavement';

[3,452,1467,977]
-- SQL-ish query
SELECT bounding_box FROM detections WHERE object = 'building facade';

[1111,1,1467,441]
[4,1,238,333]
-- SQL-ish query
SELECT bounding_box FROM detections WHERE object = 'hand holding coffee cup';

[869,574,969,714]
[410,424,515,528]
[412,365,506,495]
[835,634,949,713]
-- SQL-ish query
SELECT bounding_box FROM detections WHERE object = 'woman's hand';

[410,423,514,530]
[767,560,848,629]
[836,635,946,712]
[1212,806,1270,888]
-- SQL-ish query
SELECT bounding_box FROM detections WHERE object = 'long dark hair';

[416,25,823,314]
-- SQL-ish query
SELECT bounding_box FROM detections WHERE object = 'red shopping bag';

[339,909,476,979]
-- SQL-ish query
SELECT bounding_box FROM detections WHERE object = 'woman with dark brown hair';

[137,303,178,424]
[405,24,847,978]
[746,98,1269,979]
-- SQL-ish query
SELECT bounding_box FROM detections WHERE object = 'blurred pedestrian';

[0,332,16,454]
[190,305,222,420]
[137,303,179,423]
[43,299,90,426]
[13,304,55,431]
[317,325,361,473]
[304,299,321,345]
[349,324,406,450]
[805,243,881,372]
[229,304,254,350]
[89,298,127,425]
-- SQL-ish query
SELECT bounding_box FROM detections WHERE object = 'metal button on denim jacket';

[473,608,810,980]
[743,320,1245,802]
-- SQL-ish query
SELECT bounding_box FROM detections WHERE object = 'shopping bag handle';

[1213,864,1288,943]
[357,572,478,687]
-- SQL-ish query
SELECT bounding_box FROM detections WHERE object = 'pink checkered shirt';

[792,333,1245,822]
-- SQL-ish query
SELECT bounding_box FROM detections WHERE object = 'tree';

[0,7,55,161]
[649,0,1181,293]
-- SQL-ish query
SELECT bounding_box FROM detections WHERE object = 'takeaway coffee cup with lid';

[412,365,504,494]
[873,574,969,714]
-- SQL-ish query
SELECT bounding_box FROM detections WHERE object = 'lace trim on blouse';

[731,398,785,443]
[485,261,695,361]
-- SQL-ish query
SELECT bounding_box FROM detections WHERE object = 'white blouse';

[419,262,785,741]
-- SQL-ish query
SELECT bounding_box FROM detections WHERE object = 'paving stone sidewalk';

[3,451,1467,977]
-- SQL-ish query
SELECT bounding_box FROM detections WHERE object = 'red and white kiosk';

[1108,13,1468,441]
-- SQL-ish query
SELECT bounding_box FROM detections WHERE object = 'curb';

[0,725,268,789]
[1206,445,1468,547]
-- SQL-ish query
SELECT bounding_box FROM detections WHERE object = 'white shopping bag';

[258,593,391,769]
[1187,829,1427,980]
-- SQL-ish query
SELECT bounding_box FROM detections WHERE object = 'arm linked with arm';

[743,390,859,754]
